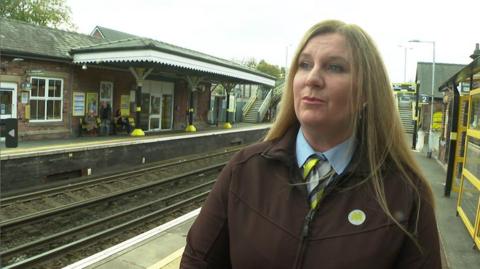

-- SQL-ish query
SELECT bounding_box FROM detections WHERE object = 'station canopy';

[71,38,276,87]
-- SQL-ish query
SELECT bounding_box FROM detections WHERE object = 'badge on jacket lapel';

[348,209,366,226]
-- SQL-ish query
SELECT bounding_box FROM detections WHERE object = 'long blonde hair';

[265,20,434,248]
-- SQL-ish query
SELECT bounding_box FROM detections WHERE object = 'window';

[30,77,63,121]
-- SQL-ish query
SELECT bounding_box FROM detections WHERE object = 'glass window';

[458,177,479,229]
[0,90,13,115]
[465,137,480,180]
[29,77,63,121]
[470,94,480,130]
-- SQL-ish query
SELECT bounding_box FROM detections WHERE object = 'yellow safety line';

[148,246,185,269]
[0,137,136,155]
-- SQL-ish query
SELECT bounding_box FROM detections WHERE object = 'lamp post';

[285,44,292,78]
[409,39,436,158]
[398,45,412,82]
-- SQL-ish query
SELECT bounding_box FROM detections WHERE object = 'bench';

[79,117,99,136]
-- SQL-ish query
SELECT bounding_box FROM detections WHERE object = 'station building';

[0,18,276,141]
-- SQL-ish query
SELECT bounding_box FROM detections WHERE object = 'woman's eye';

[298,61,312,69]
[327,64,345,72]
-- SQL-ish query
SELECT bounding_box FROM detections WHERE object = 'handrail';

[257,89,272,122]
[242,94,257,118]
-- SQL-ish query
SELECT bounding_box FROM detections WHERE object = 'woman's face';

[293,33,354,139]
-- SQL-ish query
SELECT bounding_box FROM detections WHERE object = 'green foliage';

[211,84,226,96]
[237,58,282,80]
[243,58,257,69]
[256,60,282,79]
[0,0,75,30]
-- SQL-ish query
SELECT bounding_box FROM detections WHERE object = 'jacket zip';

[293,207,316,269]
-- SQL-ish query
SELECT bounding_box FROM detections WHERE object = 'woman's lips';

[302,96,326,104]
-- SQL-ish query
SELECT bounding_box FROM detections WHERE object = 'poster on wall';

[72,92,85,116]
[120,95,130,116]
[86,92,98,116]
[100,81,113,107]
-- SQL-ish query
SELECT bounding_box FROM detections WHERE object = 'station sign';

[419,94,432,104]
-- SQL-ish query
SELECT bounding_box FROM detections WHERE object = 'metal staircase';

[243,99,264,123]
[398,103,414,133]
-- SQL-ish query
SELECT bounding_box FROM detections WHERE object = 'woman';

[181,20,441,269]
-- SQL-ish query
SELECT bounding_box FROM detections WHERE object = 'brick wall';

[1,57,74,140]
[1,56,214,140]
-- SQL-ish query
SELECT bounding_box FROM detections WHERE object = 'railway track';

[0,146,240,221]
[0,146,242,268]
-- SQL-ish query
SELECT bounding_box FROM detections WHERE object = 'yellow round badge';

[348,209,366,226]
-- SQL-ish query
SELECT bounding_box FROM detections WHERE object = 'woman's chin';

[298,115,327,129]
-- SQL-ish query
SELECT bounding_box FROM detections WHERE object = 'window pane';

[30,99,38,120]
[470,95,480,130]
[465,137,480,179]
[54,80,62,97]
[39,79,45,97]
[150,117,159,129]
[38,100,45,119]
[47,79,62,97]
[54,100,61,119]
[31,78,44,97]
[47,100,53,119]
[458,177,479,230]
[0,90,13,115]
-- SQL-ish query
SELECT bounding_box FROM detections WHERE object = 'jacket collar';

[261,123,300,168]
[262,123,371,179]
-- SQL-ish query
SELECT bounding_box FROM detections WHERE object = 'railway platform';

[0,123,271,195]
[63,209,200,269]
[62,148,480,269]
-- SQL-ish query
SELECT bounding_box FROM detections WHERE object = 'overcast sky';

[66,0,478,83]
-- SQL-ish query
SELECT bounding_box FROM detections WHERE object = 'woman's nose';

[305,66,325,89]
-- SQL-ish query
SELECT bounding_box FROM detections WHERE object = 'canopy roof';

[0,17,276,87]
[71,38,275,86]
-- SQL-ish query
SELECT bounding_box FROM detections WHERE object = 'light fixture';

[82,64,87,70]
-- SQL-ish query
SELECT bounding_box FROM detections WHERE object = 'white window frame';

[29,77,64,122]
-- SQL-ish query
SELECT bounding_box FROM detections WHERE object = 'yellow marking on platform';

[148,247,184,269]
[1,138,133,154]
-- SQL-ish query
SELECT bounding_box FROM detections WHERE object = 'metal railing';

[242,94,257,118]
[257,89,272,122]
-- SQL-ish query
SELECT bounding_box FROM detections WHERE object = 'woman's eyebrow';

[298,52,312,59]
[324,55,349,63]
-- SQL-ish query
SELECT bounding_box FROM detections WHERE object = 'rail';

[1,163,223,268]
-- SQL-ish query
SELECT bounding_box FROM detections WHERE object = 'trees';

[256,60,282,79]
[238,58,283,80]
[0,0,75,30]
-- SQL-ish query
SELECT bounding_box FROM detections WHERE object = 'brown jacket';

[180,127,441,269]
